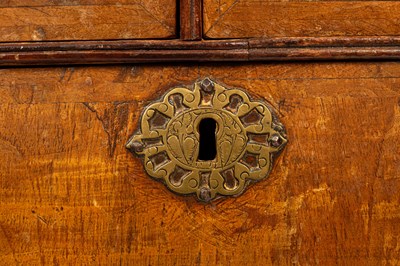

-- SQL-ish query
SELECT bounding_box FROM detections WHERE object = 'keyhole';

[198,118,217,161]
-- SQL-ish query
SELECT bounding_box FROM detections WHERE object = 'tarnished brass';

[126,78,287,202]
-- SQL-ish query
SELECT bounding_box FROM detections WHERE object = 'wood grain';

[203,0,400,39]
[0,1,176,42]
[1,63,400,264]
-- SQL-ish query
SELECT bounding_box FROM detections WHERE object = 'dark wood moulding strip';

[0,37,400,66]
[0,40,247,52]
[248,36,400,48]
[2,47,400,66]
[180,0,202,40]
[0,50,248,65]
[2,37,400,52]
[249,47,400,61]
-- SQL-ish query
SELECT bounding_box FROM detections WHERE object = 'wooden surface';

[1,62,400,264]
[203,0,400,39]
[0,1,176,42]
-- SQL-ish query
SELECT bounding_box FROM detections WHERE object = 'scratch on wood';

[82,102,130,157]
[36,215,48,225]
[196,250,201,265]
[59,67,75,82]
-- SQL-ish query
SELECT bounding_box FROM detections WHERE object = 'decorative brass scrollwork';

[126,78,287,202]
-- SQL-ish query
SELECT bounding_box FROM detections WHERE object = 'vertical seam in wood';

[190,0,195,38]
[180,0,202,41]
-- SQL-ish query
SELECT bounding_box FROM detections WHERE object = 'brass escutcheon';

[126,78,287,202]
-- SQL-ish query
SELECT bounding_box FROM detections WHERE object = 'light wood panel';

[204,0,400,39]
[1,63,400,264]
[0,1,176,42]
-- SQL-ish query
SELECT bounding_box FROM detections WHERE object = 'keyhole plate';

[198,118,217,161]
[126,78,287,202]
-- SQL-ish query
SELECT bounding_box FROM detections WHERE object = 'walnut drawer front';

[1,62,400,265]
[0,1,176,42]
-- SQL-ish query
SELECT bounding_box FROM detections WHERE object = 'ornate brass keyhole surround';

[126,78,287,202]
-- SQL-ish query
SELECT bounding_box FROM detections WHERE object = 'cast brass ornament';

[126,78,287,202]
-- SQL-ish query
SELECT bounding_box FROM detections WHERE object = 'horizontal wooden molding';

[1,37,400,66]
